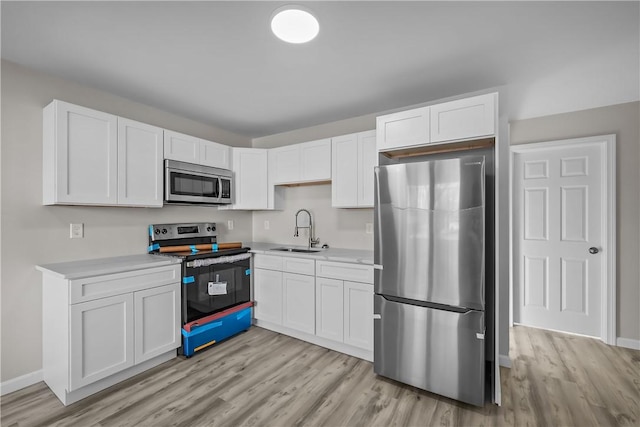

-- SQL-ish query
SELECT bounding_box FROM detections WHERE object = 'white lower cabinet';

[253,254,373,360]
[343,281,374,350]
[282,273,315,334]
[134,283,181,364]
[42,263,181,405]
[70,293,134,391]
[315,277,344,341]
[254,268,283,324]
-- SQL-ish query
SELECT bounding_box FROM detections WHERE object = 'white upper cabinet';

[300,138,331,181]
[163,130,200,164]
[332,130,376,208]
[200,139,230,169]
[430,93,496,143]
[269,138,331,185]
[376,106,430,152]
[332,133,359,207]
[358,131,377,206]
[43,100,161,207]
[164,129,230,170]
[270,145,300,184]
[376,92,498,152]
[117,118,163,207]
[225,147,268,210]
[43,100,118,205]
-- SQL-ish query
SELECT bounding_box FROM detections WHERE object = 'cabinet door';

[343,281,373,351]
[282,273,315,334]
[134,283,180,364]
[164,130,200,163]
[430,93,495,143]
[254,268,283,324]
[117,118,163,207]
[376,106,430,152]
[357,130,377,207]
[48,100,118,205]
[230,148,268,209]
[200,139,230,169]
[315,277,344,341]
[331,133,359,208]
[271,145,300,184]
[69,293,134,391]
[300,138,331,182]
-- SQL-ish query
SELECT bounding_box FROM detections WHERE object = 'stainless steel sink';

[270,247,323,253]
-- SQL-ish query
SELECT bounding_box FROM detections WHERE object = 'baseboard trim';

[616,337,640,350]
[498,354,511,368]
[0,370,43,396]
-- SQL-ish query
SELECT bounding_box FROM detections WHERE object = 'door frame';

[509,134,616,345]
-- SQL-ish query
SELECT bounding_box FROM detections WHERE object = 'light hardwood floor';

[2,325,638,426]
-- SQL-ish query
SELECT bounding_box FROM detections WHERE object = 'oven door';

[183,253,251,324]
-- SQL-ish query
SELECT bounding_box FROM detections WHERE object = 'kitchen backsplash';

[252,184,374,250]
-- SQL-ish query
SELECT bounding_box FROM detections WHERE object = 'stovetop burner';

[148,222,249,259]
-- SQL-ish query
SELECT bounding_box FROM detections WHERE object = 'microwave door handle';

[217,177,223,202]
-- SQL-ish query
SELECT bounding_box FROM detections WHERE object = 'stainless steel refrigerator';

[373,156,486,406]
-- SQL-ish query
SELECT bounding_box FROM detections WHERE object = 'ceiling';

[2,1,639,138]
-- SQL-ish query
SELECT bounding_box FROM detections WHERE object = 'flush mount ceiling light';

[270,6,319,44]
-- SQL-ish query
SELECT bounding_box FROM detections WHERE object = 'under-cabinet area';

[252,251,374,361]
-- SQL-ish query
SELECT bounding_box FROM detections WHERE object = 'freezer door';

[373,295,485,406]
[374,157,485,310]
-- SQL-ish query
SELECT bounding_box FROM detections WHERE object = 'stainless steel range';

[148,222,252,357]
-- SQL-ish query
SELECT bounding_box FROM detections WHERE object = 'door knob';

[589,247,599,254]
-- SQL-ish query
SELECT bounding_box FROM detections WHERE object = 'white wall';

[0,60,253,382]
[252,184,373,250]
[510,101,640,342]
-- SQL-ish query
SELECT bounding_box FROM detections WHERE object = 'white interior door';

[512,136,614,340]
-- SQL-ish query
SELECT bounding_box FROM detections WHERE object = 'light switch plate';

[366,223,373,234]
[70,223,84,239]
[264,220,270,230]
[227,220,234,230]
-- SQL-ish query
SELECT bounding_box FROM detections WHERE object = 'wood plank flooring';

[2,325,638,426]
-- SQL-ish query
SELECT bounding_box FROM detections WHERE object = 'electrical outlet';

[366,223,373,234]
[264,220,270,230]
[70,223,84,239]
[227,220,234,230]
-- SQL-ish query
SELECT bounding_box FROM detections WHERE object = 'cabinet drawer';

[282,257,315,276]
[316,261,373,284]
[253,254,283,271]
[70,265,180,304]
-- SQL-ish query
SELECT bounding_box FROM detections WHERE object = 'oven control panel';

[149,223,217,241]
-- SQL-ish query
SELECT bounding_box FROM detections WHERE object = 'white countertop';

[36,254,181,280]
[245,242,373,265]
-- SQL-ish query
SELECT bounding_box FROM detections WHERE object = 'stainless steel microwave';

[164,159,233,205]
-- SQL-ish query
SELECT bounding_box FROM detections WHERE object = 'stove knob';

[212,225,216,231]
[154,228,160,235]
[206,227,211,232]
[162,228,167,234]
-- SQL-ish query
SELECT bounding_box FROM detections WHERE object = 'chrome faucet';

[294,208,320,249]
